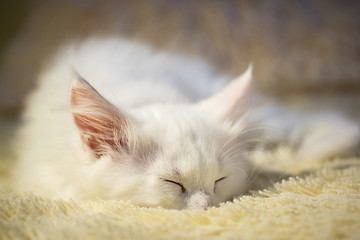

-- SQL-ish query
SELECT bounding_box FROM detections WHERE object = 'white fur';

[247,104,360,162]
[13,38,250,209]
[13,38,360,209]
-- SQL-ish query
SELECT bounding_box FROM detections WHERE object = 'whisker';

[220,124,283,154]
[221,146,257,160]
[221,138,276,160]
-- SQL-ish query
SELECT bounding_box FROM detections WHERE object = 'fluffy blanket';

[1,155,360,240]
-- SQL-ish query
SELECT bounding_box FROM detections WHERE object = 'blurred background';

[0,0,360,175]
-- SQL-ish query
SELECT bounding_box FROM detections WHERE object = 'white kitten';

[12,38,253,210]
[13,38,360,209]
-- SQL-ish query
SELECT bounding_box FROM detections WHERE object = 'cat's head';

[71,66,253,209]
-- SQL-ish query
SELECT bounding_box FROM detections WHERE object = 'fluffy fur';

[12,38,253,210]
[12,38,360,210]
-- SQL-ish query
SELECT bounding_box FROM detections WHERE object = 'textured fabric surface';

[1,160,359,240]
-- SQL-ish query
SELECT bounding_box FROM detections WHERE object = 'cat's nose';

[186,190,213,210]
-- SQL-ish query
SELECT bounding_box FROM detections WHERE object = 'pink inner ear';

[71,77,129,158]
[73,111,124,158]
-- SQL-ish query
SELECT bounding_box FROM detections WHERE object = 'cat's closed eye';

[162,179,186,193]
[214,176,227,193]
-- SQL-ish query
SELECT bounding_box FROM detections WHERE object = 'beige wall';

[1,0,360,114]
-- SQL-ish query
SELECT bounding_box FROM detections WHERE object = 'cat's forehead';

[136,104,227,169]
[134,104,226,136]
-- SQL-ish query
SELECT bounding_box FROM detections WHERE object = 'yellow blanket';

[1,159,359,240]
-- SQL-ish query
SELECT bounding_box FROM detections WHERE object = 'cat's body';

[13,38,360,209]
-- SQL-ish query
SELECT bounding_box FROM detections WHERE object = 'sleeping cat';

[12,38,360,210]
[13,38,256,210]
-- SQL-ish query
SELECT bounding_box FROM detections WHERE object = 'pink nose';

[186,190,213,210]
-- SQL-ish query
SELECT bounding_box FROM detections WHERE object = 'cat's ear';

[196,64,253,120]
[70,74,130,158]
